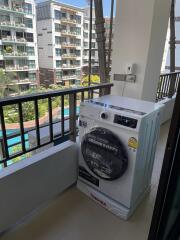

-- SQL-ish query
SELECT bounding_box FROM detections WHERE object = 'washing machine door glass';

[81,127,128,180]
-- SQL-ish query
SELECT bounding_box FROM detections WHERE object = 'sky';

[59,0,114,16]
[36,0,115,17]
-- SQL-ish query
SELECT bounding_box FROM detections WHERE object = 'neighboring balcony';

[1,37,27,45]
[61,31,79,38]
[61,18,77,25]
[56,75,81,82]
[0,21,26,30]
[61,43,80,49]
[3,51,28,59]
[0,5,25,15]
[5,65,36,71]
[56,64,81,70]
[61,54,79,60]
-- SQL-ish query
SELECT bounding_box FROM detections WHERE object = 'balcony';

[0,122,170,240]
[61,54,79,60]
[5,65,36,72]
[61,31,78,38]
[61,18,77,25]
[0,80,174,239]
[56,75,77,82]
[61,43,79,49]
[0,21,26,30]
[1,37,27,45]
[0,5,25,15]
[3,51,28,59]
[61,7,78,14]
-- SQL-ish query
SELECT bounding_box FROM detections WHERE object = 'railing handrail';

[160,71,180,77]
[0,83,113,106]
[157,72,180,101]
[0,83,113,166]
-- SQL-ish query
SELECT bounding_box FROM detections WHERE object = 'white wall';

[0,142,78,233]
[111,0,171,101]
[37,19,54,69]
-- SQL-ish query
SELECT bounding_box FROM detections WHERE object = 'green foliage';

[0,69,19,98]
[11,144,31,163]
[82,75,100,86]
[4,46,13,53]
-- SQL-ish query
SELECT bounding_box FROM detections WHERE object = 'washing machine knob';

[101,112,108,119]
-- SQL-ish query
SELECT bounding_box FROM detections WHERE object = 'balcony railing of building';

[0,4,32,15]
[0,83,113,168]
[1,36,27,44]
[5,65,36,71]
[0,21,26,30]
[156,72,180,101]
[61,18,77,25]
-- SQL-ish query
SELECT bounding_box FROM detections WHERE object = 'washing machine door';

[81,127,128,180]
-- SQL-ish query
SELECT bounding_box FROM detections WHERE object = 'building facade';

[36,1,100,87]
[36,1,83,87]
[0,0,39,92]
[82,7,99,77]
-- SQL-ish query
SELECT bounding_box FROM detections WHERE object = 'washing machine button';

[101,112,108,120]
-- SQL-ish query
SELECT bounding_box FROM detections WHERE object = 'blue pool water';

[0,106,80,169]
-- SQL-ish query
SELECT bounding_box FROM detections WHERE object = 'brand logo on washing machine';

[128,137,138,149]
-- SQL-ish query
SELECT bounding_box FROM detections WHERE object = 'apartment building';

[36,1,84,87]
[82,7,99,76]
[0,0,39,92]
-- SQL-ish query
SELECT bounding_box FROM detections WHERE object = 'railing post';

[168,73,177,98]
[69,93,76,142]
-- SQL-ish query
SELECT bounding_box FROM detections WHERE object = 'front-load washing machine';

[77,95,163,220]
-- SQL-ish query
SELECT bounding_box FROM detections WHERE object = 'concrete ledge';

[156,95,176,124]
[0,141,78,233]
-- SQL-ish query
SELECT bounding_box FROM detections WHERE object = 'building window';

[76,27,81,35]
[83,50,88,56]
[56,48,61,56]
[56,71,62,79]
[55,23,61,32]
[83,32,88,38]
[75,39,81,46]
[92,42,96,48]
[56,60,61,68]
[54,10,61,19]
[24,18,33,28]
[55,36,60,44]
[83,41,88,47]
[76,15,81,24]
[24,3,32,14]
[27,47,35,56]
[92,33,96,39]
[75,60,80,66]
[75,50,81,56]
[92,50,95,57]
[25,32,33,42]
[61,12,67,19]
[29,72,36,81]
[28,60,35,69]
[83,23,88,30]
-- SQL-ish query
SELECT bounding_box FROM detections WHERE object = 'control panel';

[113,114,138,129]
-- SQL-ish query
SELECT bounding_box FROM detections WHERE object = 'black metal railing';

[156,72,180,101]
[0,83,113,168]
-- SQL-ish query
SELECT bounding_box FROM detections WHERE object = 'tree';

[0,69,18,98]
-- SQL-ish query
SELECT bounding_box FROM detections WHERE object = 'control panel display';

[114,115,138,129]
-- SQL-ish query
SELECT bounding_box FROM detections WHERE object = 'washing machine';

[77,95,163,220]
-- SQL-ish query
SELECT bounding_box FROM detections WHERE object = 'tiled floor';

[1,122,170,240]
